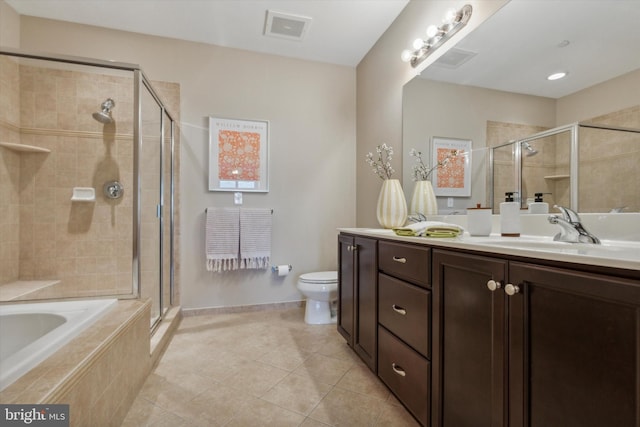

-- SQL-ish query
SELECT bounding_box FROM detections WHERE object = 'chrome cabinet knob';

[347,245,358,252]
[487,280,501,291]
[505,284,520,296]
[392,256,407,263]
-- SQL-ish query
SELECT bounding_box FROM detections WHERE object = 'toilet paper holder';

[271,265,292,274]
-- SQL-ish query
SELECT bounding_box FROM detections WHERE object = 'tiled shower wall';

[0,55,180,302]
[580,106,640,212]
[18,64,136,297]
[0,55,20,284]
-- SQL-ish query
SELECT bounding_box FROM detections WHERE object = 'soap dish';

[71,187,96,202]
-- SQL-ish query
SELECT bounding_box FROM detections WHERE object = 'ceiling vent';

[264,10,312,41]
[433,48,477,69]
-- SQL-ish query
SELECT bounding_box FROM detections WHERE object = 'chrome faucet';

[547,205,600,244]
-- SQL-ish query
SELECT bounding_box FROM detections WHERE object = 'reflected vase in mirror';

[377,179,408,228]
[410,180,438,216]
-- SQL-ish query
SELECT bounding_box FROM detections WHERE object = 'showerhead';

[522,142,538,157]
[92,98,115,124]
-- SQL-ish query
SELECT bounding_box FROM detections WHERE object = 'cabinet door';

[354,236,378,371]
[508,262,640,427]
[337,234,354,344]
[432,250,508,427]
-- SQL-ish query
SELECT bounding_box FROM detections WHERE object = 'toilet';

[297,271,338,324]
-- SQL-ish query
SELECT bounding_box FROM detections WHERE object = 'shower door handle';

[157,204,162,218]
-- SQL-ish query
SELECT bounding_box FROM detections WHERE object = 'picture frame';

[208,117,269,192]
[431,136,471,197]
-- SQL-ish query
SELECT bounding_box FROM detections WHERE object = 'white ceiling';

[9,0,638,98]
[5,0,410,67]
[422,0,640,98]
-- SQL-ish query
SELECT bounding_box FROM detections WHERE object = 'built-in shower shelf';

[0,142,51,153]
[544,174,570,180]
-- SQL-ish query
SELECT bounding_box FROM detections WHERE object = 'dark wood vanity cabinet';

[337,234,377,371]
[338,233,640,427]
[431,249,507,427]
[432,249,640,427]
[376,241,431,426]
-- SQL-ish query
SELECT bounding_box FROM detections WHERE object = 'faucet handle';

[553,205,581,223]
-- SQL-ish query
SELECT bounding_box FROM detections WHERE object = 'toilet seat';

[298,271,337,284]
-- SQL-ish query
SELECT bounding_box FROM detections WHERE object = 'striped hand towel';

[240,208,272,269]
[205,207,240,272]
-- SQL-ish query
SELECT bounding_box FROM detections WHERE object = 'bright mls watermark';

[0,405,69,426]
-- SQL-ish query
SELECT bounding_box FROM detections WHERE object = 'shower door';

[162,110,174,314]
[0,49,175,328]
[137,74,170,328]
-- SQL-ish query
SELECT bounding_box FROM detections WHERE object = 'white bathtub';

[0,298,117,391]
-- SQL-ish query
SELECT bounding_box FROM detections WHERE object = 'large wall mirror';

[402,0,640,214]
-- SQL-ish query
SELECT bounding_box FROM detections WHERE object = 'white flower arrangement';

[409,148,461,181]
[365,143,395,180]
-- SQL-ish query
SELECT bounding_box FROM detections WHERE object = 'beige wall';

[557,69,640,124]
[0,0,19,48]
[356,0,509,227]
[14,12,356,310]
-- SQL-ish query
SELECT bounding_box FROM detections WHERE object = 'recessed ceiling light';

[547,72,568,81]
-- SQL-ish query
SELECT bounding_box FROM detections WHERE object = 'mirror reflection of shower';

[92,98,115,124]
[522,142,538,157]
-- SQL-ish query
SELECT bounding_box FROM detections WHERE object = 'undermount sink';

[469,236,640,261]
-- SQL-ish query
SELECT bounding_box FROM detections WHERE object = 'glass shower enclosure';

[490,122,640,213]
[0,48,176,330]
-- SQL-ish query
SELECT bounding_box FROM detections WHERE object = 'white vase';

[376,179,408,229]
[410,180,438,216]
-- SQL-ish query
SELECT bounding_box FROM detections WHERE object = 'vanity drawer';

[378,273,431,358]
[379,241,430,288]
[378,325,430,427]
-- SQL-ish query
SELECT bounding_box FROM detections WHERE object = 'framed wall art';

[431,136,471,197]
[208,117,269,192]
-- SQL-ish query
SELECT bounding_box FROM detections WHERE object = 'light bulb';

[426,25,439,39]
[443,8,458,25]
[401,50,413,62]
[412,38,424,50]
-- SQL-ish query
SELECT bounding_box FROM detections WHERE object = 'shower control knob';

[103,181,124,199]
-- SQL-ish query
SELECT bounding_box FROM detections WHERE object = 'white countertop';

[338,228,640,272]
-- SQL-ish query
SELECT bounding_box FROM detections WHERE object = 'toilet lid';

[299,271,338,284]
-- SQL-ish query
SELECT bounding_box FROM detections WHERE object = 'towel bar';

[205,208,273,214]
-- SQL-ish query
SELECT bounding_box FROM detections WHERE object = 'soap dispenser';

[528,193,549,214]
[500,192,521,237]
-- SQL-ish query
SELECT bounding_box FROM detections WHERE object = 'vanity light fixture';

[401,4,473,68]
[547,72,568,81]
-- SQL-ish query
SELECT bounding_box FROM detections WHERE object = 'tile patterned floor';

[122,307,420,426]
